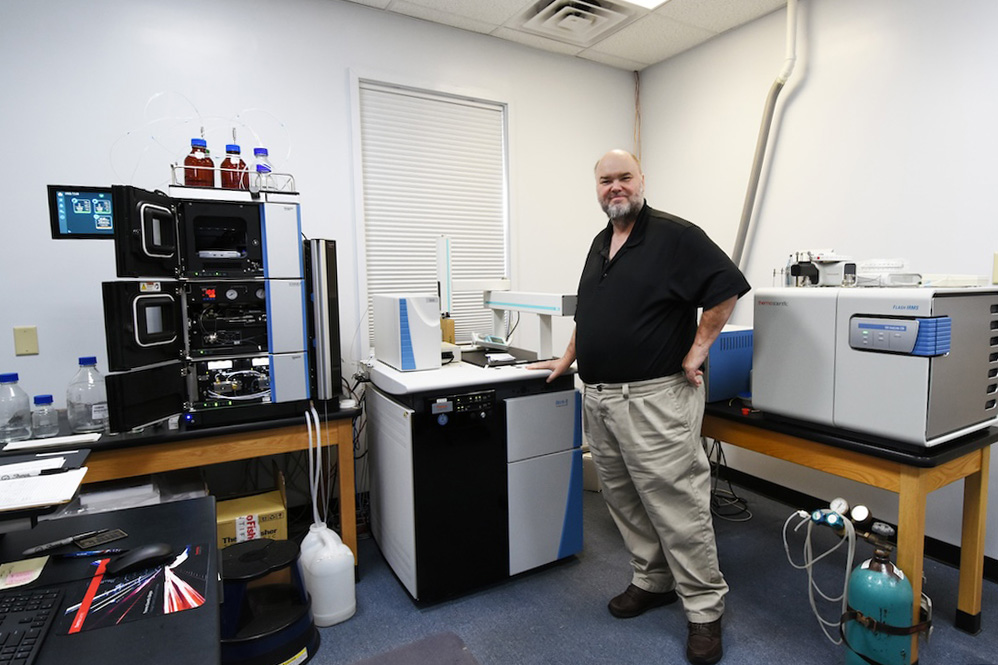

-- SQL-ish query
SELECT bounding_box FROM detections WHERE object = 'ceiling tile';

[389,0,498,33]
[491,26,586,56]
[585,13,715,65]
[577,49,649,72]
[335,0,786,72]
[389,0,530,26]
[654,0,786,34]
[343,0,393,9]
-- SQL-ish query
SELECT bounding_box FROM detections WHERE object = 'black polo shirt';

[574,202,750,384]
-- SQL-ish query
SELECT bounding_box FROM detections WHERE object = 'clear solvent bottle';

[31,394,60,438]
[251,147,274,192]
[0,373,32,442]
[66,356,109,434]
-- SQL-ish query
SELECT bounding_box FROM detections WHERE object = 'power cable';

[702,437,752,522]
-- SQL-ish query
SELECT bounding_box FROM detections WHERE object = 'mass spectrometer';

[367,369,582,602]
[752,287,998,447]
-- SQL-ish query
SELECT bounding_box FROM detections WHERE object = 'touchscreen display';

[48,185,114,239]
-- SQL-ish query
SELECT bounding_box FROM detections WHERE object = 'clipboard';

[0,449,91,518]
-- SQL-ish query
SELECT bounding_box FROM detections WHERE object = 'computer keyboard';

[0,587,62,665]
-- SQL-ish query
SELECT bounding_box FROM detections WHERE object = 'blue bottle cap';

[33,394,53,405]
[191,138,207,148]
[225,144,241,153]
[79,356,97,365]
[253,147,269,156]
[0,373,18,383]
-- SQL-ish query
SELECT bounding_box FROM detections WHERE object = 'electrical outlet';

[13,326,39,356]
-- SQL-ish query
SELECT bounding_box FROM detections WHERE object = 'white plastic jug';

[299,523,356,626]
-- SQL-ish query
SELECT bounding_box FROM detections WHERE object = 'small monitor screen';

[48,185,114,239]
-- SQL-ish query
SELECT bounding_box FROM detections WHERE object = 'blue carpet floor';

[310,486,998,665]
[348,632,480,665]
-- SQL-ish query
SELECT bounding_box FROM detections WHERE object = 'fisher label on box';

[235,513,259,542]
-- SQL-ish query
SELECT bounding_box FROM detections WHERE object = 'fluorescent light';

[625,0,671,9]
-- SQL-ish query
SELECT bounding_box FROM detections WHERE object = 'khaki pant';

[583,373,727,623]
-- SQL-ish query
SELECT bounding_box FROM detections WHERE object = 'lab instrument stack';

[98,184,341,432]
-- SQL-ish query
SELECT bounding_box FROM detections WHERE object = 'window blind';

[357,80,509,345]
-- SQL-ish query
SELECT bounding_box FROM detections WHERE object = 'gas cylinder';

[299,523,356,626]
[844,549,913,665]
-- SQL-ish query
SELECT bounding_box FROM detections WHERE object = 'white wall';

[639,0,998,555]
[0,0,632,402]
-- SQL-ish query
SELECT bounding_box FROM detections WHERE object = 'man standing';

[531,149,750,665]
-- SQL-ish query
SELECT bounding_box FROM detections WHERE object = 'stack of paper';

[0,467,88,512]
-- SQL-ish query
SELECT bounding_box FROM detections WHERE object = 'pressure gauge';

[829,497,849,516]
[850,504,871,524]
[256,287,266,300]
[226,288,239,300]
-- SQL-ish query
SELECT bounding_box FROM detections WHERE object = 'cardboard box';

[216,473,287,549]
[441,316,455,345]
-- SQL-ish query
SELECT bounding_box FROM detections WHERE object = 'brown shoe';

[686,618,723,664]
[607,584,678,618]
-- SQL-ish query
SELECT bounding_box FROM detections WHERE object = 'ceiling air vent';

[514,0,641,48]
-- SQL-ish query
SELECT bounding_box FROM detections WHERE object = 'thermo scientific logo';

[757,300,788,306]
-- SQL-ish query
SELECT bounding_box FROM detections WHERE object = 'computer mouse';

[106,542,175,576]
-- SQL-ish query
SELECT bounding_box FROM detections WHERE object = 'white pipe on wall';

[731,0,799,268]
[778,0,798,84]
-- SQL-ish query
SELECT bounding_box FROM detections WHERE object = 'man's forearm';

[528,328,577,382]
[681,296,738,385]
[693,296,738,351]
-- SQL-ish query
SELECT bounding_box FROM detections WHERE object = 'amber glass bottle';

[220,144,248,190]
[184,138,214,187]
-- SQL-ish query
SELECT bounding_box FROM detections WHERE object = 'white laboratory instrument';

[752,287,998,447]
[482,290,577,360]
[367,364,582,601]
[436,236,576,360]
[786,249,856,287]
[372,294,441,372]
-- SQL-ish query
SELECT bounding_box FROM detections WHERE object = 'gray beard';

[605,199,638,221]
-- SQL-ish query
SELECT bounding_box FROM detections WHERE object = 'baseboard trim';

[717,466,998,584]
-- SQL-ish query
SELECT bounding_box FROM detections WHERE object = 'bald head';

[595,149,645,222]
[594,149,643,175]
